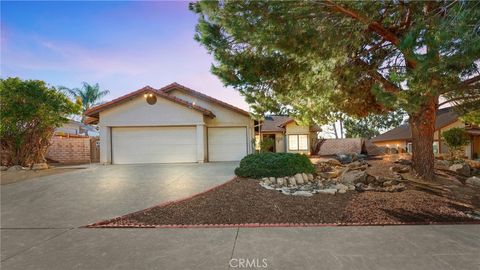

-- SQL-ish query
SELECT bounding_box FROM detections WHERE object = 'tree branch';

[323,0,417,69]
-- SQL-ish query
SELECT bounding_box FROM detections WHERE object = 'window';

[288,135,308,151]
[433,141,439,155]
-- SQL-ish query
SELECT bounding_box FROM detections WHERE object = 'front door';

[262,134,276,152]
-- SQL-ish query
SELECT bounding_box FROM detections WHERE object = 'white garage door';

[208,127,247,162]
[112,126,197,164]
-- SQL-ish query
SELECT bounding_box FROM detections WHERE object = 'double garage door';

[111,126,247,164]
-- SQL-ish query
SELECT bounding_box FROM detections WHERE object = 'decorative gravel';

[89,178,477,227]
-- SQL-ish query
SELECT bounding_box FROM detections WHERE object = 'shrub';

[259,137,275,152]
[0,77,80,166]
[442,128,469,160]
[234,152,315,178]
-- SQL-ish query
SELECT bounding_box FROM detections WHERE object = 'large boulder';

[389,148,399,154]
[340,170,367,185]
[449,163,471,177]
[466,176,480,187]
[336,154,352,164]
[0,166,8,171]
[435,160,451,170]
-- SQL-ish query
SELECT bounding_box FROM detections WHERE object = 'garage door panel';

[208,127,247,162]
[112,127,197,164]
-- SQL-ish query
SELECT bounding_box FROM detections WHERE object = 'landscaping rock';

[466,176,480,187]
[277,177,285,186]
[268,177,276,184]
[288,176,296,186]
[7,165,24,172]
[340,170,367,185]
[336,154,352,164]
[292,191,313,197]
[389,148,398,154]
[390,165,409,174]
[32,163,49,170]
[465,159,480,170]
[294,173,304,185]
[317,189,337,195]
[0,166,8,171]
[383,179,400,187]
[435,160,451,170]
[307,173,314,181]
[449,163,471,177]
[302,173,309,182]
[394,158,412,165]
[325,158,342,166]
[335,183,348,192]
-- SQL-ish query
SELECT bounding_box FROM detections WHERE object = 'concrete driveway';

[2,162,480,270]
[1,162,237,228]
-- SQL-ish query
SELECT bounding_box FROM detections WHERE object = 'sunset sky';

[1,1,249,110]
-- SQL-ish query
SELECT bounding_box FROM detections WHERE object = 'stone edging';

[84,177,480,229]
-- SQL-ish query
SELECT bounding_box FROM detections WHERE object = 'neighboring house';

[55,120,99,137]
[371,107,480,159]
[84,83,254,164]
[255,116,321,155]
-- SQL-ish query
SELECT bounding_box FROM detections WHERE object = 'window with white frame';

[288,135,308,151]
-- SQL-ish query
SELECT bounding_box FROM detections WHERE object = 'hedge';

[234,152,315,179]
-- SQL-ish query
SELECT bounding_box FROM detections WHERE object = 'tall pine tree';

[191,1,480,180]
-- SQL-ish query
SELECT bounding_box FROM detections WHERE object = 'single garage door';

[112,126,197,164]
[208,127,247,162]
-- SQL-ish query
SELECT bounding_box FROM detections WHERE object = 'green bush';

[234,152,315,178]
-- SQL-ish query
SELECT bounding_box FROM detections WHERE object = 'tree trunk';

[409,98,437,181]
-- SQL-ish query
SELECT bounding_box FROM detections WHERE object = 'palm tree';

[60,82,110,121]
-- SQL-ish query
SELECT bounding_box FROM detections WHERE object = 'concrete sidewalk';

[1,225,479,270]
[1,163,479,269]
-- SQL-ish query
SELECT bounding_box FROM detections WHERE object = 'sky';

[1,1,249,110]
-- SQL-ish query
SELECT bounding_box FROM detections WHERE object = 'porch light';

[144,94,148,98]
[149,93,153,97]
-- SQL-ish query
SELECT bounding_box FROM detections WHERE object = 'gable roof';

[84,86,215,122]
[160,82,250,117]
[260,115,292,132]
[371,107,460,142]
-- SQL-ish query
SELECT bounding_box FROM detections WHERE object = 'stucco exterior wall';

[97,91,254,163]
[99,95,204,127]
[170,89,255,154]
[435,120,465,140]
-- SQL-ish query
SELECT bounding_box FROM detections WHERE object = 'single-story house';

[255,115,321,155]
[55,119,99,137]
[84,83,254,164]
[371,107,480,159]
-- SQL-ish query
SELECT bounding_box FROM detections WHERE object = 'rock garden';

[258,153,407,197]
[90,152,480,227]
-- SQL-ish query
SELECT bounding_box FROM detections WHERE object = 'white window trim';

[288,134,308,151]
